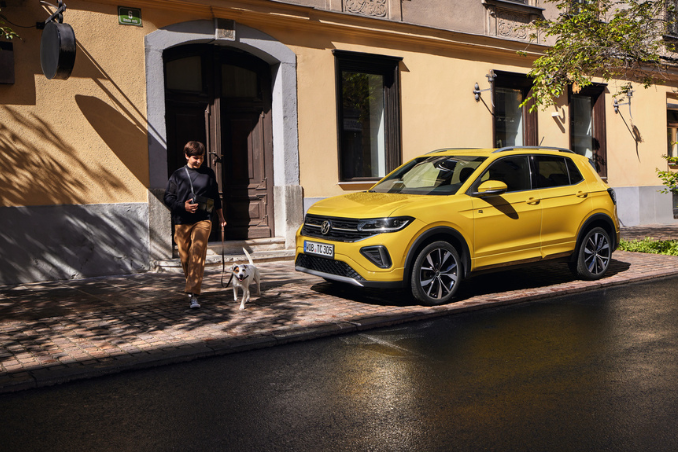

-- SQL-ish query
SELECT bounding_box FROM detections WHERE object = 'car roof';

[426,146,577,157]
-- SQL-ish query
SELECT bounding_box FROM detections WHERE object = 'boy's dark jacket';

[164,165,222,225]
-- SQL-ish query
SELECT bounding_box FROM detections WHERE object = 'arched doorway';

[145,20,301,262]
[164,45,274,240]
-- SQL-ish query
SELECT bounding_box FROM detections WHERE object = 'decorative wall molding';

[345,0,388,18]
[497,10,530,40]
[483,0,544,42]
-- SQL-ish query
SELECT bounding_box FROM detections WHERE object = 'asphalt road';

[2,275,678,451]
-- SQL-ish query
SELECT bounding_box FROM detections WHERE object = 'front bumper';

[295,253,405,289]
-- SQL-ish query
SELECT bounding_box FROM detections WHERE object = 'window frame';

[666,0,678,37]
[667,104,678,158]
[492,70,538,148]
[568,84,607,179]
[333,50,403,182]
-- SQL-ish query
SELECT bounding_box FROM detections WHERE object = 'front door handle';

[527,197,541,205]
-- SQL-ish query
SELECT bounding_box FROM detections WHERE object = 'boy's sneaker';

[189,295,200,309]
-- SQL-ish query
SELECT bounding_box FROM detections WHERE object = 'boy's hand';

[184,199,198,213]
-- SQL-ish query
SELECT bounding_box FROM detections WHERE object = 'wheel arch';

[404,227,472,282]
[571,213,618,263]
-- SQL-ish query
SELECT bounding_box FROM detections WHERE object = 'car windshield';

[369,155,487,195]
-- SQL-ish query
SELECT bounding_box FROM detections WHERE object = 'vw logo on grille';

[321,220,332,235]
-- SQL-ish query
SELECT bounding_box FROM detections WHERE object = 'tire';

[570,227,612,280]
[410,241,461,305]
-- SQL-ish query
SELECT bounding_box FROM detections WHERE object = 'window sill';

[482,0,545,15]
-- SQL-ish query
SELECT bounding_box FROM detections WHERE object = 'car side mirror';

[474,180,508,197]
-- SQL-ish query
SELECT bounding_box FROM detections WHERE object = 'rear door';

[534,155,591,258]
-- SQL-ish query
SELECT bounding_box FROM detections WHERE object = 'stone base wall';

[0,202,150,286]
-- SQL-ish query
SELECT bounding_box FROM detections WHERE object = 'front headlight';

[357,216,414,233]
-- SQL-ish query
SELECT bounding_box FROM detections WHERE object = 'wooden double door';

[164,45,274,240]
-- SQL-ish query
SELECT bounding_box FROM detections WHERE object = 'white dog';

[231,248,261,310]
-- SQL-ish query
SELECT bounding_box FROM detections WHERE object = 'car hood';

[307,191,433,218]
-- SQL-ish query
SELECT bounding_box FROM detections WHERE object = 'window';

[493,71,538,148]
[568,0,600,17]
[667,0,678,36]
[482,156,532,192]
[667,106,678,157]
[334,50,402,181]
[165,56,203,92]
[570,84,607,178]
[667,104,678,220]
[571,95,593,158]
[533,155,584,188]
[370,155,486,196]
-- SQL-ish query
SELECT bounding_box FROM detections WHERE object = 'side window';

[483,156,531,192]
[535,156,570,188]
[334,50,402,182]
[566,158,584,184]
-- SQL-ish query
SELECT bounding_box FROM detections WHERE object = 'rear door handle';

[576,191,588,198]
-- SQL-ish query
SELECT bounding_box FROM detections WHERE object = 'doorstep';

[152,237,295,273]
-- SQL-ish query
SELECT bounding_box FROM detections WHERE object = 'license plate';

[304,240,334,258]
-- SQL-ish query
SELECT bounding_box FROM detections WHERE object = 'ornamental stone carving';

[345,0,387,17]
[497,11,530,40]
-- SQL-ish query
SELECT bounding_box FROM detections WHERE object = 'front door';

[218,52,274,239]
[471,155,543,269]
[164,45,274,241]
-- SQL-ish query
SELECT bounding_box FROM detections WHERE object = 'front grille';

[301,214,375,242]
[296,254,364,280]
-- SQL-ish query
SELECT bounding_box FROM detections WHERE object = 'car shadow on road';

[308,259,632,307]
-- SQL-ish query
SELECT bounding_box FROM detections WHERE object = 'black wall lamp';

[473,70,496,106]
[613,87,633,118]
[39,0,75,80]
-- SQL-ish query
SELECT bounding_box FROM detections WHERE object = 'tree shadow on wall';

[0,107,132,206]
[75,95,149,186]
[0,107,148,284]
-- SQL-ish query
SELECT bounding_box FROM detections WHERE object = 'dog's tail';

[243,248,254,266]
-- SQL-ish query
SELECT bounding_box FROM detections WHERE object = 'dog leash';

[221,226,233,288]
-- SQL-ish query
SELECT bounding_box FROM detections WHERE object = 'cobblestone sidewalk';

[1,225,677,393]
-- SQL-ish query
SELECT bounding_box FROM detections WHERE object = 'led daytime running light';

[357,217,413,233]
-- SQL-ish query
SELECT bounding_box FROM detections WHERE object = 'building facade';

[0,0,676,285]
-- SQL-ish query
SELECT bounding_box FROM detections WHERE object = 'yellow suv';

[295,147,620,305]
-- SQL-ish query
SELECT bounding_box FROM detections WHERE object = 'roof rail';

[493,146,574,154]
[426,148,481,154]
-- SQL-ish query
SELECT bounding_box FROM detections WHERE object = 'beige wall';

[0,0,151,207]
[289,29,678,199]
[2,0,676,205]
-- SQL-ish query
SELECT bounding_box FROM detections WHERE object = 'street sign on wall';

[118,6,142,26]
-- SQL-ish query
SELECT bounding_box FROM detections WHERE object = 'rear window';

[370,156,487,195]
[534,156,584,188]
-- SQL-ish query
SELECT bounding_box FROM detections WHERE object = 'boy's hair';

[184,141,205,157]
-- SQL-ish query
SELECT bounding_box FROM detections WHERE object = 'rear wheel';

[570,227,612,280]
[410,241,461,305]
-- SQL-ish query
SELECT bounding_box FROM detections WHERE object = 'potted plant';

[663,154,678,168]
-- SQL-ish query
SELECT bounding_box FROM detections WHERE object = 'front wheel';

[410,241,461,305]
[570,227,612,280]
